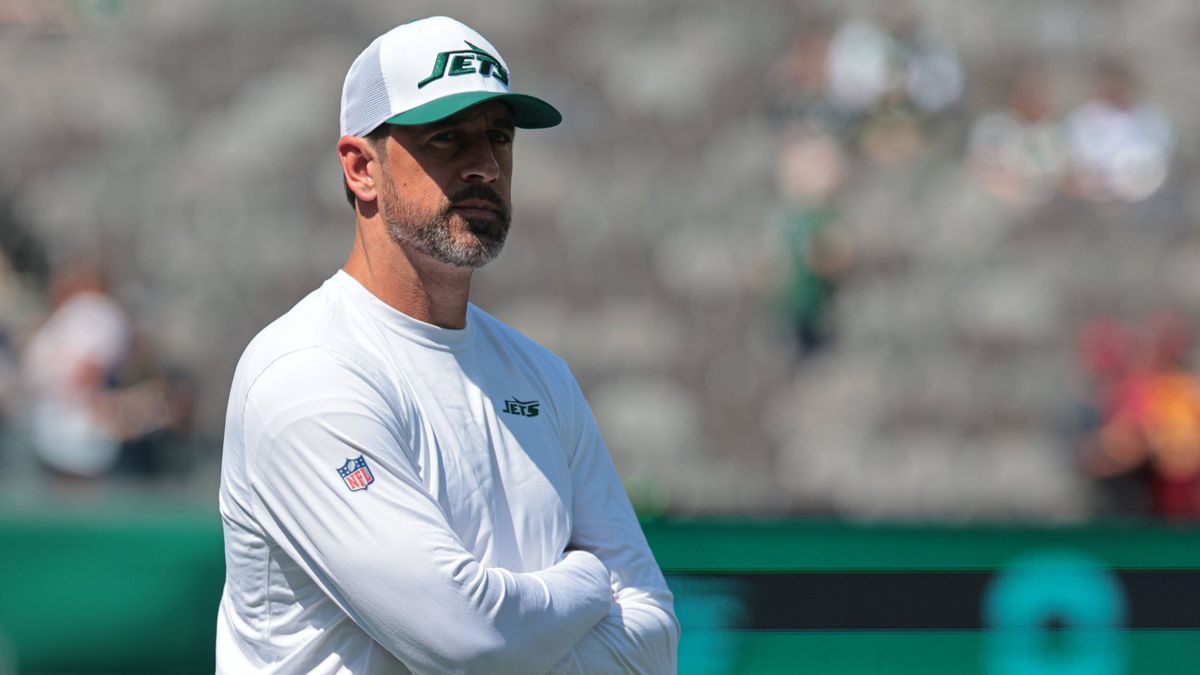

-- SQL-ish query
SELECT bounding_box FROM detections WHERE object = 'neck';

[343,217,473,330]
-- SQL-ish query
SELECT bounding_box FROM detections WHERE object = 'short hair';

[343,124,393,208]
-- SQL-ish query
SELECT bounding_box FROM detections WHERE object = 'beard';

[380,181,511,269]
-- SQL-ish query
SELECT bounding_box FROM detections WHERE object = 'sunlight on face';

[376,101,516,269]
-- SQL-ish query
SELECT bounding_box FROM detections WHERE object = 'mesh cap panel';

[340,38,392,137]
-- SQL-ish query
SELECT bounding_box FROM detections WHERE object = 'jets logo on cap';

[418,41,509,89]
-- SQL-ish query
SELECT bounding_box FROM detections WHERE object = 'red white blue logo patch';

[337,455,374,492]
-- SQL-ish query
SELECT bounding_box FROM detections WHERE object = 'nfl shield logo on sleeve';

[337,456,374,492]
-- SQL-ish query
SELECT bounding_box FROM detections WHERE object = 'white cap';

[339,16,561,137]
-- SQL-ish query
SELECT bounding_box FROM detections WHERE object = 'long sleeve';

[241,347,613,675]
[551,374,680,674]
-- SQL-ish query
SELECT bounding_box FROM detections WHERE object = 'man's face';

[375,100,515,269]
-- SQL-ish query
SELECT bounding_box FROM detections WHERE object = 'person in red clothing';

[1083,315,1200,519]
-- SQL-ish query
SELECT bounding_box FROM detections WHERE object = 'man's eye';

[489,130,514,145]
[428,131,459,144]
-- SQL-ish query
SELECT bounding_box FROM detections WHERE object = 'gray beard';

[382,191,509,269]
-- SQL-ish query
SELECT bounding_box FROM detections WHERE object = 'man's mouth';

[452,200,502,218]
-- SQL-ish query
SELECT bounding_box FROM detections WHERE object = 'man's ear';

[338,135,380,205]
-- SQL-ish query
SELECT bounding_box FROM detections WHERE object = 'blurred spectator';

[0,191,50,287]
[826,11,963,116]
[825,5,963,165]
[775,205,844,358]
[17,259,201,486]
[1073,319,1150,515]
[0,323,16,467]
[770,4,963,167]
[1079,315,1200,520]
[0,251,18,405]
[1065,60,1174,203]
[968,67,1069,211]
[20,261,130,483]
[108,331,200,481]
[769,16,850,138]
[773,123,854,359]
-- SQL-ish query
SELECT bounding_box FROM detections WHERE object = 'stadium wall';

[0,507,1197,674]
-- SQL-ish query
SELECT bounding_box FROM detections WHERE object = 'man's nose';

[460,136,501,183]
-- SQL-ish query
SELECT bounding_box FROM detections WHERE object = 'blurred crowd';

[762,2,1198,520]
[3,0,1200,519]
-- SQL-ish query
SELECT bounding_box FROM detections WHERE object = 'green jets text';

[418,41,509,89]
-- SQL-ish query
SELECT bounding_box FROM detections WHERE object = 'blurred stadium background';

[2,0,1199,672]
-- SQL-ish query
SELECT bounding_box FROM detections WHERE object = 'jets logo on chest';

[501,397,540,417]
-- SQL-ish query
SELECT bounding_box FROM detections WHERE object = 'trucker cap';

[339,16,562,137]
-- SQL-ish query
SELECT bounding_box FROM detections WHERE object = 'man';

[215,16,679,675]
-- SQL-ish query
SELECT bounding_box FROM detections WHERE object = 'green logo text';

[418,41,509,89]
[502,397,540,417]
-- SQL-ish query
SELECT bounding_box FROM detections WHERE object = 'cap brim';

[385,91,561,129]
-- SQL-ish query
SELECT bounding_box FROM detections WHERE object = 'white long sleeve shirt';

[216,270,678,674]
